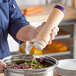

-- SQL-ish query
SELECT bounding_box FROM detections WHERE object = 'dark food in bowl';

[8,57,54,69]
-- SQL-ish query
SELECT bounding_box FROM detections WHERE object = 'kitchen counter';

[25,4,76,22]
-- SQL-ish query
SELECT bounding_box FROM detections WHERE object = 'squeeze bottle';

[33,5,65,50]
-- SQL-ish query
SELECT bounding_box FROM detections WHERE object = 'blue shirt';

[0,0,29,59]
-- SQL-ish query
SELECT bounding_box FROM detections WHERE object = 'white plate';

[55,59,76,76]
[58,59,76,70]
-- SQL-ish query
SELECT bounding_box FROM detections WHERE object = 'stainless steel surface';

[3,54,58,76]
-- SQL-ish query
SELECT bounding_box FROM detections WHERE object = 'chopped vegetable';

[32,59,38,64]
[25,62,27,66]
[8,57,53,69]
[13,60,25,65]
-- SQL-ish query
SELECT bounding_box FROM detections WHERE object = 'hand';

[16,22,59,42]
[0,60,6,73]
[33,22,59,44]
[48,26,59,44]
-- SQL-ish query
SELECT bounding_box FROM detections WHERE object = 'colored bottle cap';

[54,5,66,14]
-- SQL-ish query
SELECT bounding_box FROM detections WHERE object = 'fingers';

[51,30,55,40]
[51,27,59,39]
[0,60,6,73]
[0,66,3,73]
[53,27,59,35]
[54,26,59,32]
[48,27,59,45]
[41,22,46,25]
[0,60,6,68]
[48,40,52,45]
[53,28,57,36]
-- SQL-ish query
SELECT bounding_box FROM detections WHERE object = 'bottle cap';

[54,5,66,14]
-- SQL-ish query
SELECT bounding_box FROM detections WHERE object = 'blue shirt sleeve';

[8,0,29,44]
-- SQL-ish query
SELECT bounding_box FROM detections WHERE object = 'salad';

[8,57,54,69]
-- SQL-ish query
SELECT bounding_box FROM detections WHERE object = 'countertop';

[25,4,76,22]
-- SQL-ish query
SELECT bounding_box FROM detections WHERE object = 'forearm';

[16,25,35,41]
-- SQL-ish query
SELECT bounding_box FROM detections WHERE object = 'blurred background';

[8,0,76,60]
[15,0,72,7]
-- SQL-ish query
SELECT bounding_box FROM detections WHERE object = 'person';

[0,0,59,72]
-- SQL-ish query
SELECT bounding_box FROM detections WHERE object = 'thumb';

[0,60,6,68]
